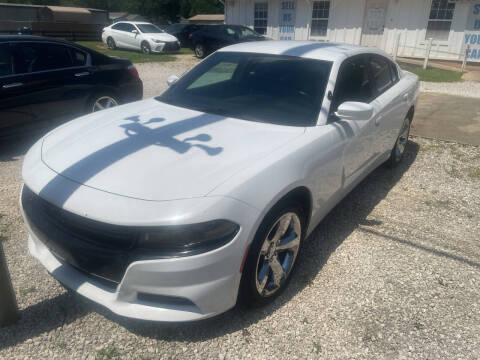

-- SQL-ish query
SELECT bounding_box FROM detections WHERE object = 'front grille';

[22,186,138,283]
[163,41,180,52]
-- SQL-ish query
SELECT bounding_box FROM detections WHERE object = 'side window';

[389,62,399,84]
[331,56,373,113]
[111,23,123,31]
[0,44,12,77]
[225,27,237,37]
[70,48,87,67]
[11,43,73,74]
[123,23,136,33]
[369,55,393,94]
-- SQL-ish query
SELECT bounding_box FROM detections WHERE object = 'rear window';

[369,55,394,94]
[0,44,12,77]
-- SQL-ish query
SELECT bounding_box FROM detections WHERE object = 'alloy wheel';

[142,43,151,54]
[195,44,205,58]
[255,212,302,297]
[107,38,115,50]
[395,118,411,159]
[92,96,118,112]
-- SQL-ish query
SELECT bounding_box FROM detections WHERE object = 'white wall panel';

[226,0,476,60]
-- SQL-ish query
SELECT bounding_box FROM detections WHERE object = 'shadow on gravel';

[90,140,421,342]
[0,291,89,350]
[1,141,421,348]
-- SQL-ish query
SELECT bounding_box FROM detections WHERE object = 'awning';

[45,6,91,23]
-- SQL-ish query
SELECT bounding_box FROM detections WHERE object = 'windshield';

[136,24,164,34]
[157,52,332,126]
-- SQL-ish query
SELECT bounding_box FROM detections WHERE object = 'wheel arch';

[406,105,415,123]
[261,185,313,234]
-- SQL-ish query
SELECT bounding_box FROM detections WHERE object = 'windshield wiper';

[195,106,230,116]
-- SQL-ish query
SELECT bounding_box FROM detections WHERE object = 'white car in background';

[102,21,180,54]
[21,41,419,322]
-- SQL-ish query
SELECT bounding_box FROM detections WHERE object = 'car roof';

[0,35,74,44]
[114,21,152,25]
[218,41,392,62]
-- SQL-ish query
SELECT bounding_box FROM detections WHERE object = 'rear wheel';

[240,204,305,307]
[107,37,116,50]
[194,43,206,58]
[88,94,119,113]
[141,41,151,54]
[387,116,411,167]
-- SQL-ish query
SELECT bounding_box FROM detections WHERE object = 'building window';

[311,1,330,37]
[254,3,268,35]
[426,0,455,41]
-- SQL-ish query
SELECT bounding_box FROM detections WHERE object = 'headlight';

[151,38,164,44]
[136,220,239,256]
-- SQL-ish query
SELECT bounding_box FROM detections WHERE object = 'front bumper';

[27,228,241,322]
[149,40,181,53]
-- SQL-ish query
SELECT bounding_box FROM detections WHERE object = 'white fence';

[390,33,473,72]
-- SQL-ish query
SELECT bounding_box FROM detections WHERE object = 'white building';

[225,0,480,62]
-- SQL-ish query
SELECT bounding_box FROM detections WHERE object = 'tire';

[194,43,206,58]
[387,116,411,167]
[87,93,119,113]
[239,203,306,307]
[107,37,116,50]
[141,41,151,54]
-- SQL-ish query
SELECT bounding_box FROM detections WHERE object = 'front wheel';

[194,43,206,58]
[387,116,411,167]
[240,205,305,307]
[141,42,151,54]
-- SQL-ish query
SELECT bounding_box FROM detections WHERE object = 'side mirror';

[131,29,138,34]
[334,102,374,121]
[167,75,179,86]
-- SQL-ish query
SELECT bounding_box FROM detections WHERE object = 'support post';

[393,33,401,61]
[0,240,19,327]
[462,44,470,73]
[423,38,433,70]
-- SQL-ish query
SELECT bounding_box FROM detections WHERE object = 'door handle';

[2,82,23,89]
[75,72,90,77]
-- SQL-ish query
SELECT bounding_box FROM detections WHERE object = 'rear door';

[367,54,404,156]
[208,26,237,51]
[110,23,129,48]
[0,41,93,136]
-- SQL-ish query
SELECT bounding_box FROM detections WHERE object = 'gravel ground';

[420,81,480,99]
[1,134,479,359]
[136,55,200,98]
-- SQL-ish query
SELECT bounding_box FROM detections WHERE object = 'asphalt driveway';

[412,93,480,146]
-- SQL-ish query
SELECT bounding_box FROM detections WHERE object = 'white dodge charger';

[21,41,419,322]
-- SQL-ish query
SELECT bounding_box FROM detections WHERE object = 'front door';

[361,0,388,48]
[329,55,378,188]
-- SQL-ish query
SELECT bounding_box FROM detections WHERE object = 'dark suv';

[0,35,143,138]
[164,23,204,48]
[190,25,268,58]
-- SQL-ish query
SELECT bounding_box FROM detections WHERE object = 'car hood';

[148,33,178,42]
[41,99,305,201]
